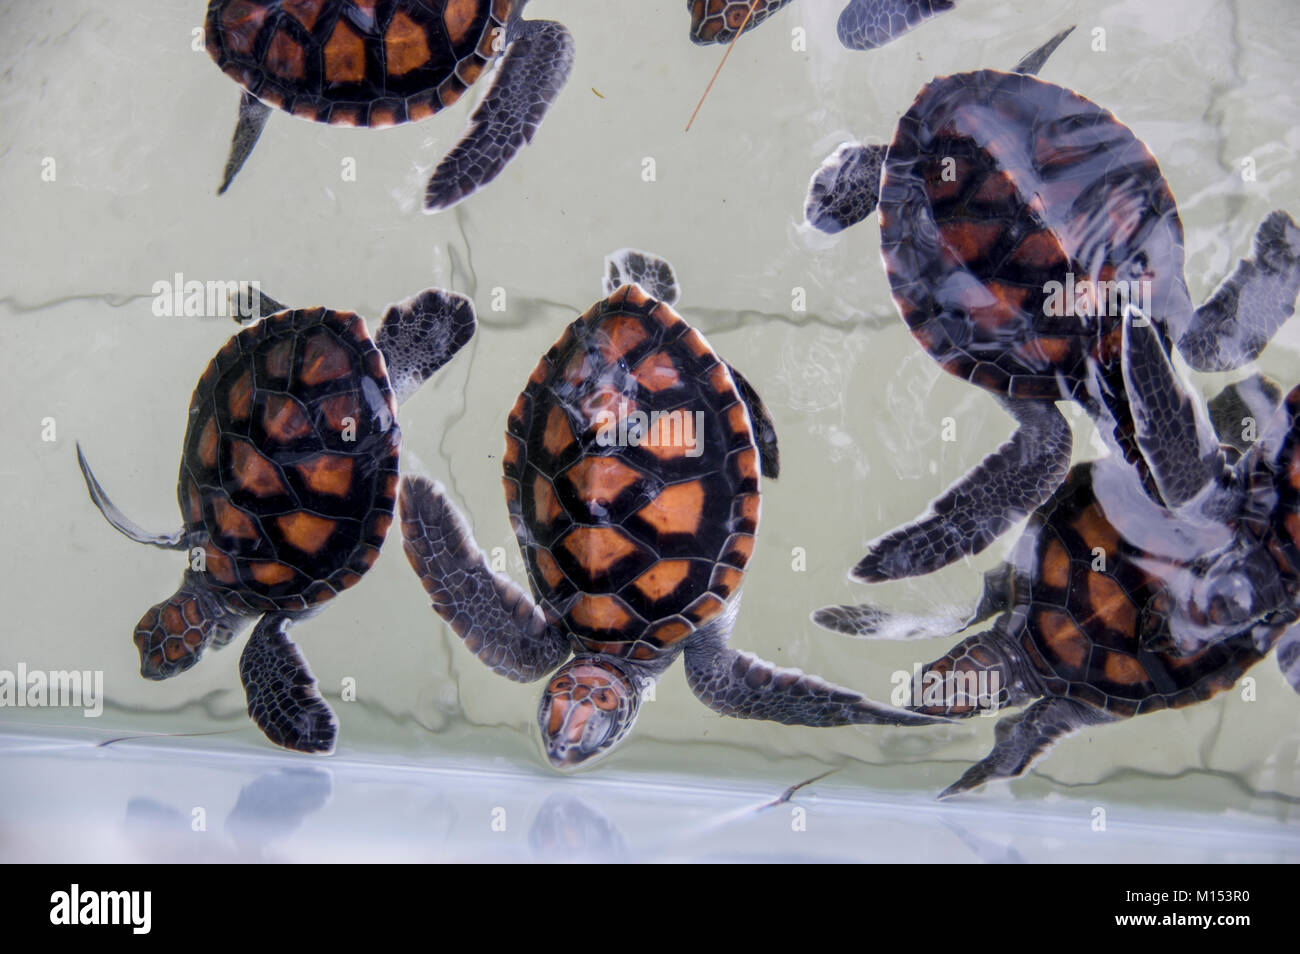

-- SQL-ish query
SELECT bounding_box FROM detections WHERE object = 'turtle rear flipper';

[813,603,974,640]
[938,696,1116,798]
[217,92,272,196]
[814,566,1009,638]
[1177,211,1300,371]
[683,628,950,727]
[1121,306,1224,509]
[77,443,186,550]
[603,249,681,305]
[1207,373,1284,453]
[399,475,569,682]
[240,614,337,755]
[804,143,886,234]
[423,19,574,213]
[375,289,477,404]
[852,398,1072,583]
[836,0,955,50]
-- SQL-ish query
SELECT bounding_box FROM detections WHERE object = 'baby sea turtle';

[399,249,942,769]
[814,353,1300,798]
[689,0,956,51]
[77,286,476,753]
[803,28,1300,583]
[205,0,573,210]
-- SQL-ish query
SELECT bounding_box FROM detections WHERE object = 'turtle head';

[1166,545,1290,654]
[537,658,644,770]
[134,575,240,680]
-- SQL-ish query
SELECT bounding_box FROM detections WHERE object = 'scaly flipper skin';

[836,0,956,50]
[1178,211,1300,371]
[424,19,574,212]
[603,248,681,305]
[1121,307,1224,509]
[240,614,337,755]
[399,475,569,682]
[683,629,950,727]
[217,91,272,196]
[804,144,886,235]
[1206,373,1283,454]
[852,398,1072,582]
[938,696,1115,799]
[375,289,477,405]
[76,443,187,550]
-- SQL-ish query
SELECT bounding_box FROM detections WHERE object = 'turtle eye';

[593,688,618,711]
[548,676,574,694]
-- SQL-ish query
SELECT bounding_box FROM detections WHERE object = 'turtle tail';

[134,573,245,680]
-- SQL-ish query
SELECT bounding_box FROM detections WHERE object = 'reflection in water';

[529,795,627,862]
[225,768,334,859]
[123,767,333,862]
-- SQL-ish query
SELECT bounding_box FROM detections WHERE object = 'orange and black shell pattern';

[879,71,1187,405]
[206,0,515,127]
[687,0,795,44]
[179,307,400,615]
[503,284,762,663]
[1001,464,1271,718]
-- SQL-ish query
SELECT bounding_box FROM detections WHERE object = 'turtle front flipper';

[1121,305,1224,509]
[77,443,186,550]
[683,629,949,727]
[239,614,337,755]
[423,19,575,213]
[804,143,886,234]
[603,249,681,305]
[836,0,955,50]
[399,475,570,682]
[938,696,1116,799]
[852,398,1072,583]
[1010,25,1076,75]
[375,289,477,404]
[1177,211,1300,372]
[217,92,273,196]
[725,363,780,478]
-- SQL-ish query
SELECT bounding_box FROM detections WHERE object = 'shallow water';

[2,0,1299,858]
